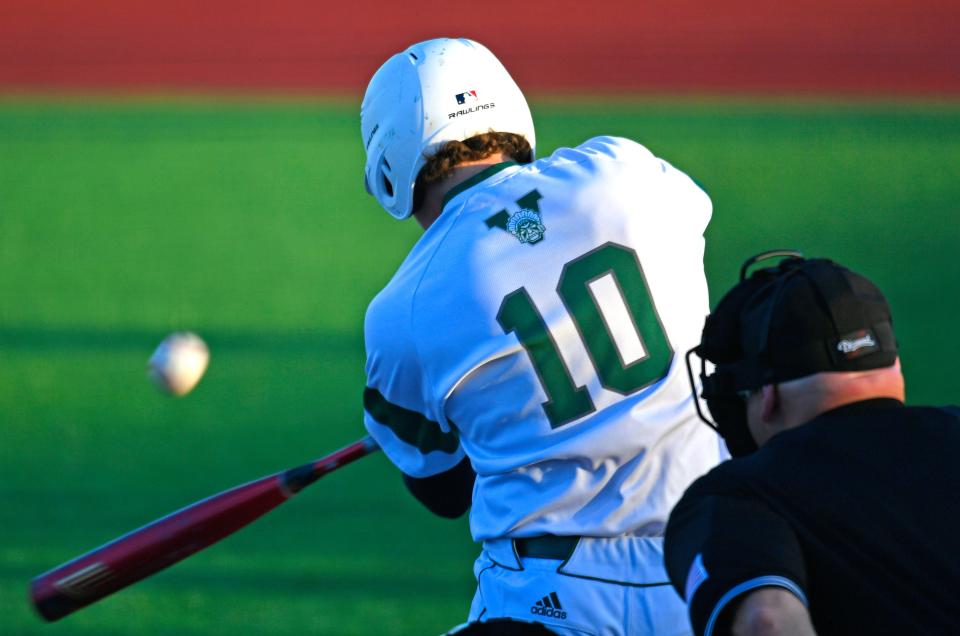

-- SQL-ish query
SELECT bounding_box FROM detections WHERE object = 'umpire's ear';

[760,384,780,423]
[745,384,782,448]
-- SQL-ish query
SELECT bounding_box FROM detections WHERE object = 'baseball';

[148,332,210,396]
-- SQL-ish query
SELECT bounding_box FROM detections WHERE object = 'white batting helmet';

[360,38,536,220]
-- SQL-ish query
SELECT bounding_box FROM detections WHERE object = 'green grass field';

[1,97,958,635]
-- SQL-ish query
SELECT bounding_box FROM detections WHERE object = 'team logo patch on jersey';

[530,591,567,620]
[455,90,478,104]
[506,208,546,244]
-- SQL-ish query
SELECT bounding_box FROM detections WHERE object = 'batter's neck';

[413,153,509,230]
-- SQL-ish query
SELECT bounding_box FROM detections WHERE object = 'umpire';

[665,252,960,636]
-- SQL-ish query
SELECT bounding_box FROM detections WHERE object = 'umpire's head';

[686,251,903,456]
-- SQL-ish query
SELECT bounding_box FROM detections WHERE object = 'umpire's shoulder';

[680,453,765,502]
[939,405,960,419]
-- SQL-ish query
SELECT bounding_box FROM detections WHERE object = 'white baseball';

[148,332,210,396]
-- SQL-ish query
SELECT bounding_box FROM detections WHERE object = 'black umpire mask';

[685,250,898,457]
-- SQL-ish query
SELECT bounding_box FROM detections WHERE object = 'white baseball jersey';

[363,136,723,542]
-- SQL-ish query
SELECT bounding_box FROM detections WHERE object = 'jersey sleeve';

[664,488,809,636]
[362,291,466,478]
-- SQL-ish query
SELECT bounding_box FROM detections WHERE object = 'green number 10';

[496,243,673,428]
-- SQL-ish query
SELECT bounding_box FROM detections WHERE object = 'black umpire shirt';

[663,398,960,636]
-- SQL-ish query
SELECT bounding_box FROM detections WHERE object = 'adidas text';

[530,592,567,620]
[530,606,567,620]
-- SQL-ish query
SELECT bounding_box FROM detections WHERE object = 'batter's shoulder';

[363,237,439,354]
[364,285,409,361]
[574,135,657,162]
[556,136,703,190]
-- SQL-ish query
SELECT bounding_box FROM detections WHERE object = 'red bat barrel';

[31,473,289,621]
[30,437,378,622]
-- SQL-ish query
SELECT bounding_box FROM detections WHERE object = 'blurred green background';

[1,98,958,635]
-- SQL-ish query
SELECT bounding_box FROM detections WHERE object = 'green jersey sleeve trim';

[363,387,460,454]
[441,161,518,210]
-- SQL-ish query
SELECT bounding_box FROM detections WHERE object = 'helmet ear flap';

[367,154,397,204]
[380,158,395,197]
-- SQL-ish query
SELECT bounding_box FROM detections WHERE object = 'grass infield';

[1,98,958,635]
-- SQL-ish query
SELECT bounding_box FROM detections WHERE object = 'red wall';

[2,0,958,93]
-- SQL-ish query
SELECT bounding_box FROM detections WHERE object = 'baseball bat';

[30,436,380,622]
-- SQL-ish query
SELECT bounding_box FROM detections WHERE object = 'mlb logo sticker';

[456,90,478,104]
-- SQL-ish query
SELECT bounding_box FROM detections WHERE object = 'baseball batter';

[360,38,725,635]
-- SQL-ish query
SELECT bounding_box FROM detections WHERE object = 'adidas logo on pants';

[530,592,567,620]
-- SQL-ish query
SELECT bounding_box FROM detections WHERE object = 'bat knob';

[31,577,79,622]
